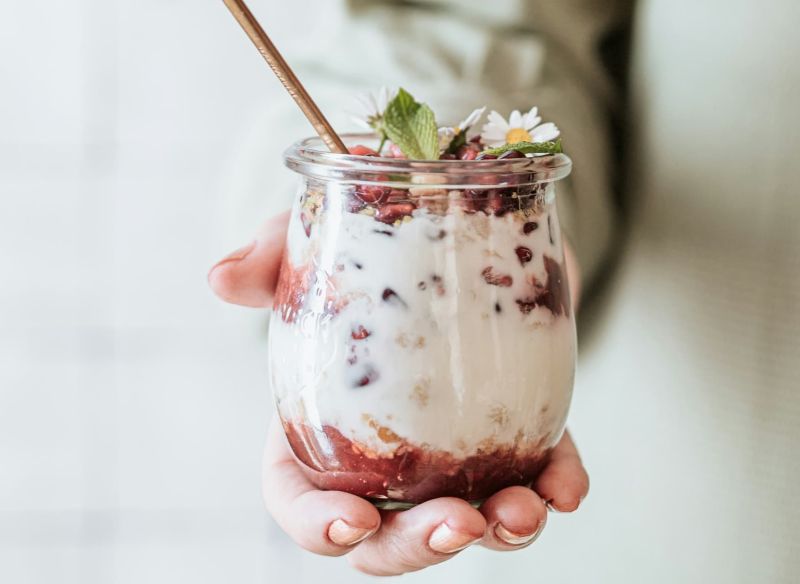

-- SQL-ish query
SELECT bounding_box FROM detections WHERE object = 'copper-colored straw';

[222,0,348,154]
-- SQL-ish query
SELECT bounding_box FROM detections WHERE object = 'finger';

[262,421,381,556]
[478,485,547,550]
[534,430,590,512]
[207,210,290,307]
[347,498,486,577]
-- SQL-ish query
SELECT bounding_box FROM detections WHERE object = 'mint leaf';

[383,88,439,160]
[481,139,563,157]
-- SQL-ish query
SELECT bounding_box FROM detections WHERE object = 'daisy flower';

[438,106,486,152]
[480,106,560,147]
[350,86,396,132]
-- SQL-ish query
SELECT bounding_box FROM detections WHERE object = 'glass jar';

[269,134,575,508]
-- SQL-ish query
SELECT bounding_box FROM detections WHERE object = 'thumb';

[207,210,290,307]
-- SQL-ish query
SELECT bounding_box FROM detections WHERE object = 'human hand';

[208,211,589,576]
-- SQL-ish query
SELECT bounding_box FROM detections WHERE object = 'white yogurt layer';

[269,192,576,456]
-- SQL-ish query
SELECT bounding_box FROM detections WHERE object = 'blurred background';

[3,0,799,582]
[1,1,603,582]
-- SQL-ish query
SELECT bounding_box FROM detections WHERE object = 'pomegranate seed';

[351,325,371,340]
[386,189,408,203]
[349,145,380,157]
[523,221,539,234]
[499,149,525,159]
[516,299,537,314]
[382,288,408,308]
[485,192,504,216]
[458,147,478,161]
[355,185,390,205]
[482,267,513,287]
[375,203,415,224]
[515,246,533,265]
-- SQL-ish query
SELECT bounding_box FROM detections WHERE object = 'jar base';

[370,498,486,511]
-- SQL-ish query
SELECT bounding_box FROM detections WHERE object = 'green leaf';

[445,129,467,154]
[383,88,440,160]
[481,139,563,157]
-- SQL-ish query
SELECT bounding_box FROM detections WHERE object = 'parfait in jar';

[269,89,575,508]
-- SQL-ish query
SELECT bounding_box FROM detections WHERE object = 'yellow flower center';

[506,128,531,144]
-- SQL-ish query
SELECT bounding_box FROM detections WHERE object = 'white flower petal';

[481,133,506,145]
[354,93,374,114]
[509,110,523,129]
[459,106,486,132]
[350,115,374,131]
[524,116,542,131]
[521,106,539,129]
[486,110,510,130]
[531,122,560,143]
[482,136,507,147]
[377,86,396,111]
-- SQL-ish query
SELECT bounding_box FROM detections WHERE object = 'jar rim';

[284,133,572,187]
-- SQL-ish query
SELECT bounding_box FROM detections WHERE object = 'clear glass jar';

[269,134,575,508]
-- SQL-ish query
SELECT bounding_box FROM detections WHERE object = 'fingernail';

[428,523,481,554]
[328,519,375,546]
[545,497,582,513]
[210,240,256,272]
[495,519,545,546]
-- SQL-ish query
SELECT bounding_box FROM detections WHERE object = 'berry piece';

[354,366,379,387]
[355,185,390,205]
[476,153,498,161]
[515,246,533,265]
[499,149,525,159]
[482,267,513,287]
[375,203,415,224]
[430,274,445,296]
[523,221,539,234]
[349,145,380,157]
[382,288,408,308]
[516,299,537,314]
[351,325,371,340]
[457,144,480,160]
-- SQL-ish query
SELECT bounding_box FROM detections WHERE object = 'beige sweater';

[228,1,800,580]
